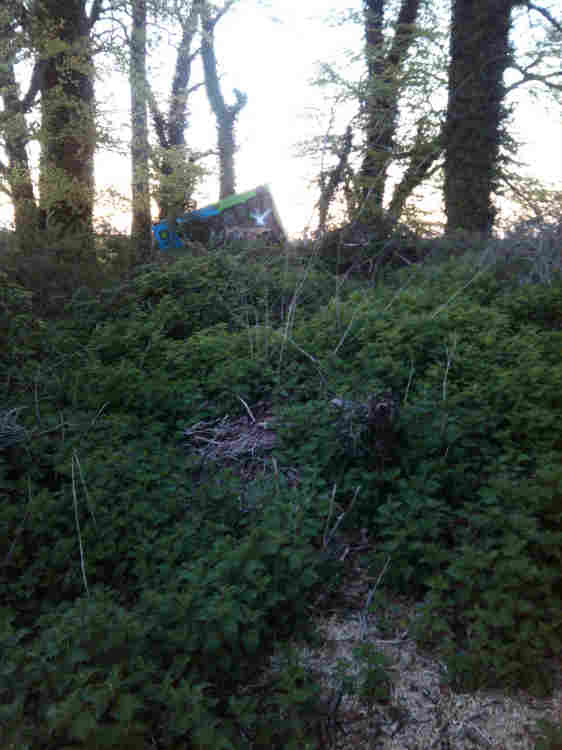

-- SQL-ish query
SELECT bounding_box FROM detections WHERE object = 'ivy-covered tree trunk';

[387,125,442,221]
[0,54,39,237]
[201,1,247,199]
[148,1,200,228]
[317,126,353,235]
[361,0,421,222]
[37,0,96,238]
[130,0,152,256]
[443,0,517,236]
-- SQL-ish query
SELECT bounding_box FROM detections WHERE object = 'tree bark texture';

[37,0,96,237]
[149,2,200,223]
[0,53,39,236]
[317,126,353,234]
[130,0,152,255]
[201,4,247,199]
[387,126,442,221]
[444,0,516,235]
[361,0,421,220]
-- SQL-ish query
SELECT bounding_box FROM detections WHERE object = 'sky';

[1,0,561,237]
[94,0,365,236]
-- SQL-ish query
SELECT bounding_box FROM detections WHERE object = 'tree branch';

[202,0,237,33]
[317,125,353,233]
[168,1,200,146]
[89,0,104,29]
[147,87,169,149]
[20,59,45,113]
[230,87,247,115]
[525,2,562,33]
[505,63,562,94]
[388,129,442,220]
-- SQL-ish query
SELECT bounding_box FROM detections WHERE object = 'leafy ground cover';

[1,228,561,748]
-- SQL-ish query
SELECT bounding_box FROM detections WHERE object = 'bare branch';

[505,63,562,94]
[525,2,562,34]
[168,1,200,146]
[89,0,104,28]
[20,59,45,113]
[203,0,237,33]
[317,124,353,233]
[94,12,131,46]
[0,159,12,189]
[187,80,205,96]
[388,122,442,220]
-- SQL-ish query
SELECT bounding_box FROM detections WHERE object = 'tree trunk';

[0,55,39,237]
[387,126,442,221]
[130,0,152,257]
[148,2,200,225]
[37,0,96,239]
[443,0,516,236]
[317,126,353,234]
[201,3,247,199]
[361,0,421,222]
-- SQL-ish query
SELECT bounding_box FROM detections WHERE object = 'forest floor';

[187,402,562,748]
[273,528,562,749]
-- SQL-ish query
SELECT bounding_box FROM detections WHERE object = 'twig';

[286,337,329,389]
[404,355,415,405]
[323,484,338,547]
[442,333,457,403]
[333,305,361,356]
[73,449,97,529]
[237,395,256,423]
[3,477,34,567]
[430,252,491,320]
[323,485,361,549]
[72,454,89,597]
[34,379,41,425]
[360,556,391,640]
[90,402,108,427]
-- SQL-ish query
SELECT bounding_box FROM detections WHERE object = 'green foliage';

[534,719,562,750]
[0,591,149,749]
[2,231,562,745]
[352,642,392,705]
[1,510,327,748]
[0,271,46,387]
[416,465,562,695]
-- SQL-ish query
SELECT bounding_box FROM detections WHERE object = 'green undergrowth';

[1,234,562,746]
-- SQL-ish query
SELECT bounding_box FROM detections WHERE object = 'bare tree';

[360,0,422,221]
[200,0,247,199]
[147,0,202,231]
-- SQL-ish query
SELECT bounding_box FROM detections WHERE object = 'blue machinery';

[152,185,285,250]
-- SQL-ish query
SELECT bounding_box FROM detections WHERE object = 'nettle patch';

[1,237,562,747]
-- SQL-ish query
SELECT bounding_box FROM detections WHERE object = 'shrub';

[415,465,562,694]
[1,508,329,748]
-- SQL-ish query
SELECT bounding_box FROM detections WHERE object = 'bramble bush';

[278,248,562,692]
[1,228,562,746]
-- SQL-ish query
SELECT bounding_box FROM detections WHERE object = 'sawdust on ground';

[274,533,562,749]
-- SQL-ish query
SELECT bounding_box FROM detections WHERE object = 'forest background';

[1,0,561,248]
[1,2,562,749]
